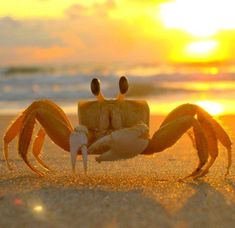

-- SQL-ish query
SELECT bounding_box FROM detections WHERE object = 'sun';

[186,41,218,55]
[160,0,235,37]
[159,0,234,62]
[170,39,227,62]
[196,101,224,115]
[183,40,220,61]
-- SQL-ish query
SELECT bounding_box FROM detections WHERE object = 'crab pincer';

[88,123,149,162]
[69,125,88,173]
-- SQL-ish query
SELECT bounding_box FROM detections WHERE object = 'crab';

[3,76,232,179]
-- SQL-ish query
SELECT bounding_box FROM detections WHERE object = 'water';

[1,64,235,115]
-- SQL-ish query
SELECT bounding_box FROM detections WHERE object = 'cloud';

[0,45,75,65]
[0,16,64,48]
[65,0,116,19]
[0,0,186,65]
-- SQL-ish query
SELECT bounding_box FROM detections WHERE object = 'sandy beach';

[0,114,235,228]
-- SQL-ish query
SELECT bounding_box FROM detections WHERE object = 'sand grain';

[0,115,235,228]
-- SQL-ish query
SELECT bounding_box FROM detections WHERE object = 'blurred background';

[1,0,235,115]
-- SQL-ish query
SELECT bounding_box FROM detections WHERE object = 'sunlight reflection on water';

[1,65,235,116]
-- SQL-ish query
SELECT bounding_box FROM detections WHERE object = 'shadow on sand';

[1,174,235,227]
[0,186,171,227]
[175,181,235,227]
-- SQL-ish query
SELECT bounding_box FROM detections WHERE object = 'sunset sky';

[1,0,235,65]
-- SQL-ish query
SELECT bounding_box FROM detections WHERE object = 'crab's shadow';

[0,185,171,227]
[175,180,235,227]
[1,171,235,227]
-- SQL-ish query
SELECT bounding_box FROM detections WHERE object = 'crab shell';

[78,99,150,145]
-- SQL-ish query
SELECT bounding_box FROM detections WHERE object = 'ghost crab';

[3,76,232,179]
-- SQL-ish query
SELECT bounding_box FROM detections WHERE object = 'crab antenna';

[91,78,105,102]
[117,76,128,101]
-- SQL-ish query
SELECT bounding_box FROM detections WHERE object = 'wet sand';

[0,114,235,228]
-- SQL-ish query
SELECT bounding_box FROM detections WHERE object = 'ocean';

[1,64,235,115]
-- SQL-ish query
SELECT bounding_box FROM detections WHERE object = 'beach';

[0,114,235,228]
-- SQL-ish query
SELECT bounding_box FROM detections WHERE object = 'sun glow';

[33,205,43,213]
[160,0,235,37]
[183,40,221,61]
[186,41,218,55]
[196,101,224,115]
[170,39,227,62]
[0,1,107,19]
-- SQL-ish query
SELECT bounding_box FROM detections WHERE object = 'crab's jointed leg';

[144,104,232,178]
[3,100,88,175]
[18,110,45,176]
[3,114,26,170]
[32,128,50,171]
[197,106,232,176]
[145,115,208,178]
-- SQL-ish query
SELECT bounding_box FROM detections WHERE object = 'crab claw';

[89,123,149,162]
[81,145,88,173]
[69,125,88,173]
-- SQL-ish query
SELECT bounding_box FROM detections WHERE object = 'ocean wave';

[1,64,235,114]
[3,66,55,76]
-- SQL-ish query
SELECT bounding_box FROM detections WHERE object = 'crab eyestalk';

[117,76,128,101]
[91,78,105,102]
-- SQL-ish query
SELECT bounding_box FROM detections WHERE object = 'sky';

[1,0,235,65]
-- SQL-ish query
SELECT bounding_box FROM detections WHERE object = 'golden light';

[33,205,43,213]
[186,41,218,55]
[209,67,219,75]
[196,101,224,115]
[0,1,99,19]
[160,0,235,37]
[170,40,227,62]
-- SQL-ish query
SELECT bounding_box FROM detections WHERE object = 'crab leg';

[21,108,72,175]
[197,106,232,176]
[3,114,25,170]
[191,118,218,178]
[159,104,197,128]
[22,100,89,175]
[145,115,208,178]
[4,100,90,175]
[149,103,232,177]
[18,111,46,176]
[184,121,209,178]
[32,128,50,170]
[35,102,90,170]
[36,109,72,151]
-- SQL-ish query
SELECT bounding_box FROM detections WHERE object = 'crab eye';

[91,78,101,96]
[119,76,128,94]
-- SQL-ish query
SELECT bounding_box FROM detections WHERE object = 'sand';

[0,114,235,228]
